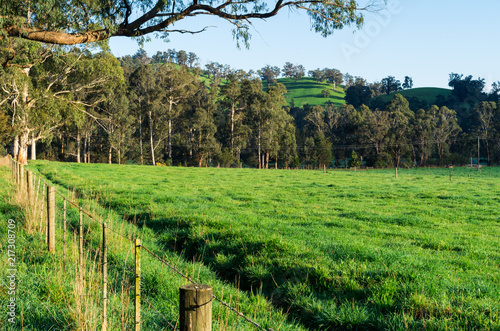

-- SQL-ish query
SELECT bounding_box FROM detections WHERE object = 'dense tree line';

[2,48,500,168]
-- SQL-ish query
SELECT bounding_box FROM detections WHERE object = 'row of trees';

[2,45,499,168]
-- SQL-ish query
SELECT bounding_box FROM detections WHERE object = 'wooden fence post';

[19,164,24,191]
[135,238,141,331]
[27,171,33,205]
[79,209,84,284]
[14,161,18,184]
[39,185,45,235]
[63,199,67,272]
[47,186,56,253]
[179,284,213,331]
[102,222,108,331]
[11,158,15,182]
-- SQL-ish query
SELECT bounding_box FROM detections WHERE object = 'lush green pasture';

[32,162,500,330]
[1,165,305,331]
[266,77,346,108]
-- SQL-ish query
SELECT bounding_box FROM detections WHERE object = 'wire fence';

[8,155,275,331]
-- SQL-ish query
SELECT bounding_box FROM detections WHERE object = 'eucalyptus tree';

[309,68,326,83]
[325,104,359,167]
[279,120,298,168]
[412,108,435,166]
[240,78,266,168]
[219,77,251,164]
[187,52,199,68]
[96,84,134,164]
[402,76,413,89]
[1,0,375,47]
[381,76,402,95]
[258,65,281,87]
[0,41,117,164]
[314,132,332,169]
[428,105,461,165]
[156,64,198,162]
[385,94,414,167]
[129,64,156,164]
[186,84,221,167]
[261,83,291,168]
[345,83,372,108]
[323,68,343,91]
[357,105,390,159]
[471,101,497,164]
[176,50,188,66]
[305,105,326,135]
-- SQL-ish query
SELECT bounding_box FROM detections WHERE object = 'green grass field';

[265,77,346,108]
[28,162,500,330]
[0,165,306,330]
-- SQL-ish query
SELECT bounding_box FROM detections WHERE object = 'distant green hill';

[269,77,346,108]
[373,87,453,106]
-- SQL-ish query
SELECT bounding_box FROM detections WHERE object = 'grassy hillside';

[30,161,500,330]
[268,77,346,108]
[373,87,453,106]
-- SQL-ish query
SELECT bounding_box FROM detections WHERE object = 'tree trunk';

[139,114,144,165]
[108,145,112,164]
[83,133,88,163]
[18,132,29,165]
[168,118,172,160]
[149,111,155,166]
[189,128,193,159]
[266,152,269,169]
[31,139,36,160]
[77,129,81,163]
[87,135,91,163]
[257,123,261,169]
[13,135,19,159]
[230,105,235,152]
[485,139,490,165]
[168,98,174,160]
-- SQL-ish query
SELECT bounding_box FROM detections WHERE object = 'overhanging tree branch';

[0,0,377,45]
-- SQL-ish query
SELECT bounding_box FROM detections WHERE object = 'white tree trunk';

[139,114,144,165]
[77,130,81,163]
[31,140,36,160]
[168,119,172,159]
[149,111,156,166]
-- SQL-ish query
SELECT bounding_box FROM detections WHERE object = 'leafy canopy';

[0,0,382,46]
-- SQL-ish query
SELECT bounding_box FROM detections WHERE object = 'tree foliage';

[0,0,374,46]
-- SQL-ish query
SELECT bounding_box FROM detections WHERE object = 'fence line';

[9,156,276,331]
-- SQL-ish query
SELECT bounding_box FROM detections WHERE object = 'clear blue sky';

[109,1,500,89]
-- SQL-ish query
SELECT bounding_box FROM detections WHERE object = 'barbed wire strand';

[141,245,197,285]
